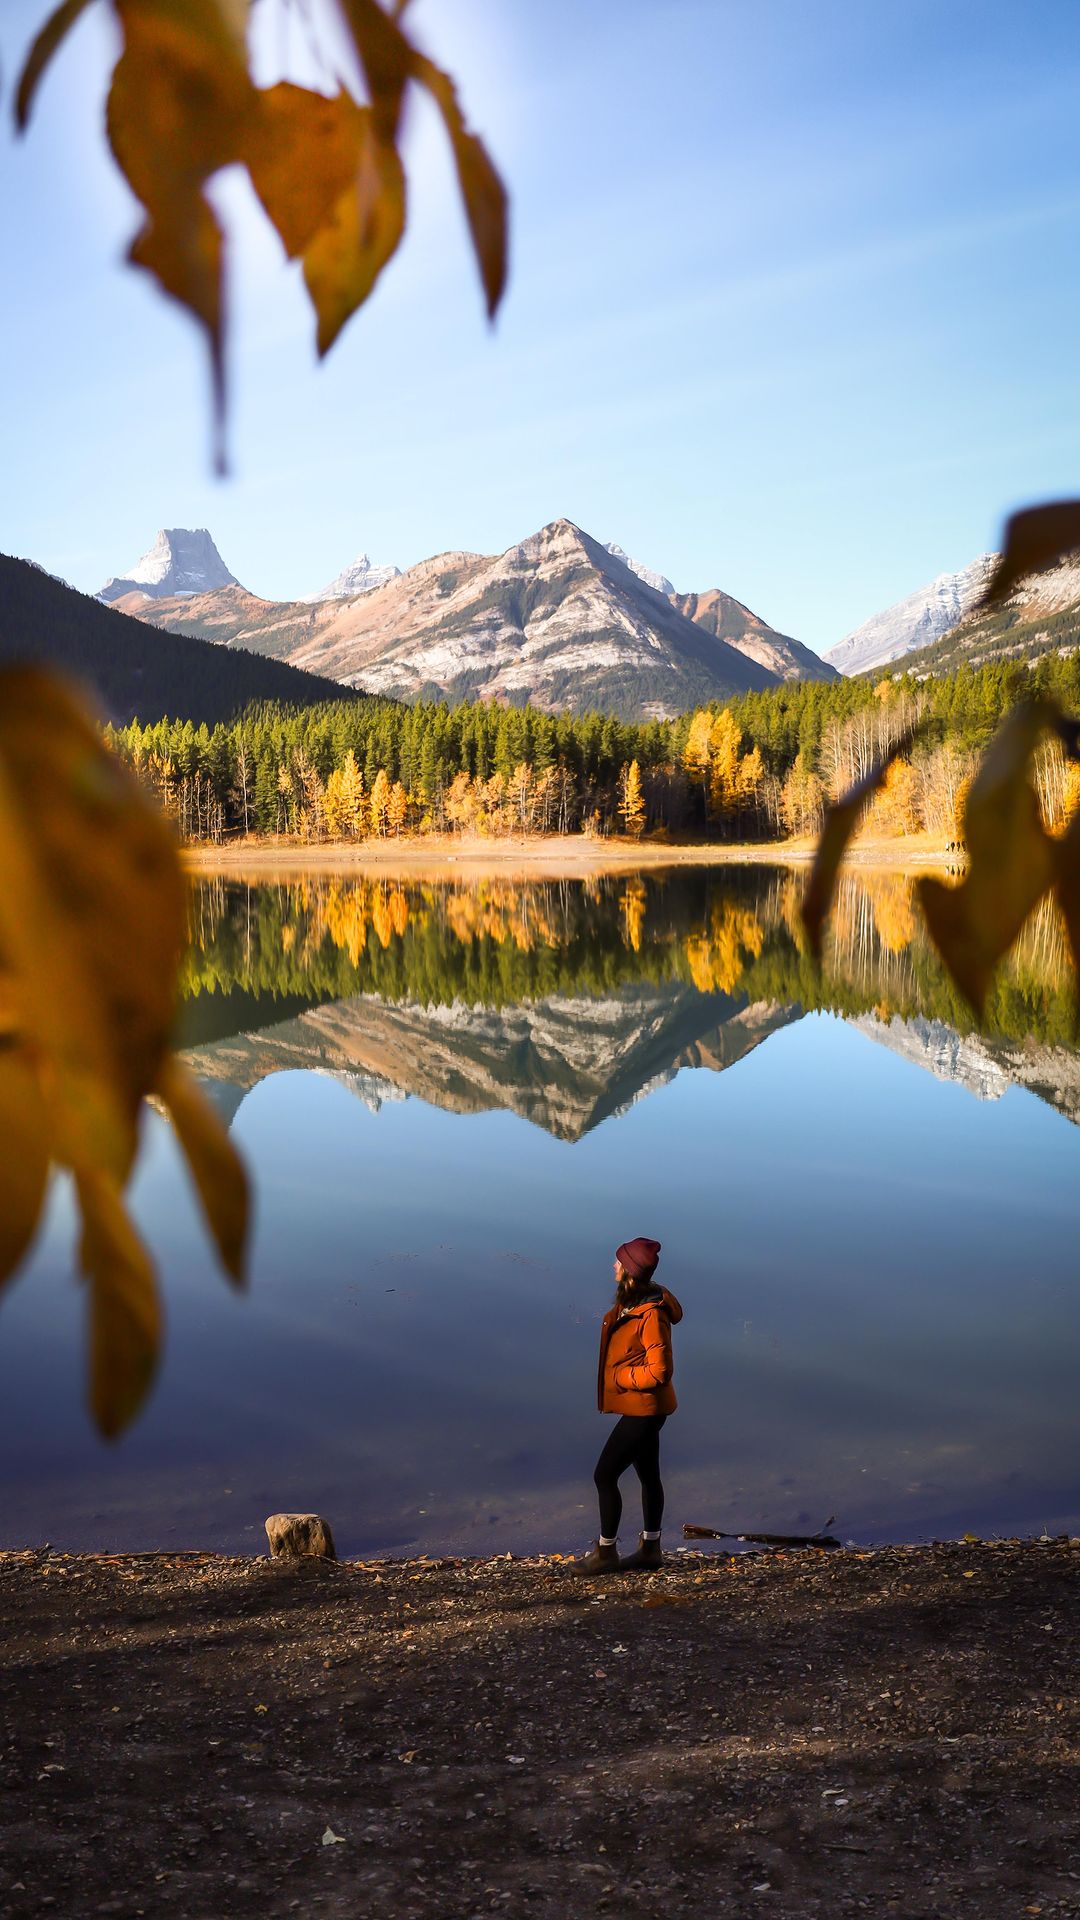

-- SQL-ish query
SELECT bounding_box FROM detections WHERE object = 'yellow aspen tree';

[276,764,294,835]
[508,762,533,835]
[618,759,646,838]
[446,770,474,832]
[737,745,764,806]
[779,751,824,837]
[369,767,392,837]
[707,710,742,819]
[683,710,713,802]
[870,756,919,836]
[388,781,409,836]
[323,767,346,839]
[338,750,366,838]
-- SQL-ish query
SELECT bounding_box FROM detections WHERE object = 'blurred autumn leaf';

[805,508,1080,1016]
[0,668,249,1437]
[15,0,508,466]
[801,725,920,959]
[977,501,1080,608]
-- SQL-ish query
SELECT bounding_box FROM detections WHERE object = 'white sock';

[643,1531,661,1541]
[598,1535,617,1547]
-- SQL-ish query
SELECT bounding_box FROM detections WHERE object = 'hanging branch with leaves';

[804,502,1080,1016]
[15,0,509,467]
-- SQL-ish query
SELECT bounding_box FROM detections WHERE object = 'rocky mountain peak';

[824,554,998,676]
[99,529,240,603]
[604,542,676,598]
[306,552,402,601]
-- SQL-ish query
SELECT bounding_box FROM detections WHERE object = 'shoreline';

[4,1536,1076,1917]
[181,830,956,882]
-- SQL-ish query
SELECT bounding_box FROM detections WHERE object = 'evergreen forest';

[108,647,1080,844]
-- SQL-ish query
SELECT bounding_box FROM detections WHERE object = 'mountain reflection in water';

[179,869,1080,1134]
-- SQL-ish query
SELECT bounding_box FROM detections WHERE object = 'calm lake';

[5,864,1080,1557]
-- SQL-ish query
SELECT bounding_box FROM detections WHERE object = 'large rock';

[265,1513,337,1560]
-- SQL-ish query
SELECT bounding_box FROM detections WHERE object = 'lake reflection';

[4,865,1080,1556]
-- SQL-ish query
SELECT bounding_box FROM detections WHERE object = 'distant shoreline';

[181,830,957,882]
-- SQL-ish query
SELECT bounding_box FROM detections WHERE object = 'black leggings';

[593,1414,666,1538]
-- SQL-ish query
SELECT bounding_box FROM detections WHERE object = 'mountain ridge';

[103,518,837,720]
[0,553,351,724]
[824,554,997,676]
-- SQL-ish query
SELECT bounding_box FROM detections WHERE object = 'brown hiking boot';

[619,1534,662,1571]
[567,1541,621,1576]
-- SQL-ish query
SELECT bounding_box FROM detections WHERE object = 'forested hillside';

[108,649,1080,844]
[0,554,349,724]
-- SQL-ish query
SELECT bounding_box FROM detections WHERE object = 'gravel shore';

[3,1538,1077,1918]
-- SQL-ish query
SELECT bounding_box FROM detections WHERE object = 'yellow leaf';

[301,121,406,356]
[0,668,186,1181]
[78,1170,162,1440]
[245,84,371,261]
[0,1046,51,1285]
[340,0,507,317]
[14,0,96,130]
[978,500,1080,608]
[412,54,508,318]
[801,726,920,957]
[107,0,255,467]
[917,702,1054,1015]
[157,1059,249,1286]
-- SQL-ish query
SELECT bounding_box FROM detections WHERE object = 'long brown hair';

[614,1263,658,1312]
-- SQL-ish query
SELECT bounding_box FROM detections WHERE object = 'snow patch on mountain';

[825,554,997,676]
[306,553,402,601]
[99,529,240,602]
[604,542,676,598]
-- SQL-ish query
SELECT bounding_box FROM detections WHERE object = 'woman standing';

[571,1236,683,1574]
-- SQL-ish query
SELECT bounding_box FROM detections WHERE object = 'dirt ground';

[2,1538,1077,1919]
[180,830,955,883]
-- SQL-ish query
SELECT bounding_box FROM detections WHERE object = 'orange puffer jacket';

[597,1286,683,1415]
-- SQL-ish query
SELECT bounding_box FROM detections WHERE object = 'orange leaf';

[412,55,508,318]
[0,1046,51,1286]
[157,1058,250,1285]
[245,83,373,261]
[340,0,507,317]
[301,124,406,355]
[978,500,1080,608]
[107,0,255,467]
[78,1169,162,1439]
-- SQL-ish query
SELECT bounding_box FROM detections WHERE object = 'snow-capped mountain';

[824,554,997,676]
[120,519,783,720]
[604,542,676,598]
[99,528,240,602]
[306,553,402,601]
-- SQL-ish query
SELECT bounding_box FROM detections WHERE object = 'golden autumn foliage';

[0,669,248,1436]
[618,760,646,838]
[16,0,508,464]
[684,900,765,997]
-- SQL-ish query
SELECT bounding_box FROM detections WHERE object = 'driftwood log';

[683,1517,840,1549]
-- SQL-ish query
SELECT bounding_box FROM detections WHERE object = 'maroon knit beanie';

[616,1237,661,1280]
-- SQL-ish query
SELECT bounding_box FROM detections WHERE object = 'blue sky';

[3,0,1080,653]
